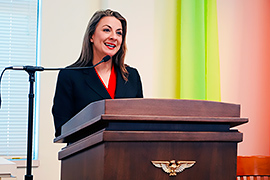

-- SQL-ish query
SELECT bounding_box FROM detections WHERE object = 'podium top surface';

[54,98,248,143]
[93,98,241,117]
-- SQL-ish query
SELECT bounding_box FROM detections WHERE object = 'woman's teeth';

[105,43,116,48]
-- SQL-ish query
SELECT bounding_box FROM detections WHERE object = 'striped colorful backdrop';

[154,0,270,155]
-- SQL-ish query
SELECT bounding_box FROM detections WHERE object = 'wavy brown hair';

[71,9,128,81]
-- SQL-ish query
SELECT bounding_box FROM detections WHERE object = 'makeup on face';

[91,16,123,59]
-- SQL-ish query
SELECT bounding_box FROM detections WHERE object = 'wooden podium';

[54,99,248,180]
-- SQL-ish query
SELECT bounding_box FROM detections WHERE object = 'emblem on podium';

[151,160,196,176]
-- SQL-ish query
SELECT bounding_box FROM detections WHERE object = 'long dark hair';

[71,9,128,81]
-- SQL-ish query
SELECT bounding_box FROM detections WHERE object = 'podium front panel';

[61,141,237,180]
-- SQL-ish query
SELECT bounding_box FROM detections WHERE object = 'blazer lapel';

[83,68,111,99]
[115,67,127,98]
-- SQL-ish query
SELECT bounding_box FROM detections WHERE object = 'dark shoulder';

[125,65,140,75]
[124,65,142,83]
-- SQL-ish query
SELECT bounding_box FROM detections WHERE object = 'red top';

[95,64,116,99]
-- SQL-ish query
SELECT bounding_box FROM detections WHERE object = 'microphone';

[0,55,111,108]
[5,55,111,71]
[44,55,111,71]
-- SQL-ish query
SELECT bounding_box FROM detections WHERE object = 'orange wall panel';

[218,0,270,155]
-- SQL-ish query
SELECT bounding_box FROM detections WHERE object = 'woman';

[52,9,143,137]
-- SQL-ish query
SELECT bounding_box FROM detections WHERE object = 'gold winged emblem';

[151,160,196,176]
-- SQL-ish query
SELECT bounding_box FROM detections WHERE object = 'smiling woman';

[52,9,144,137]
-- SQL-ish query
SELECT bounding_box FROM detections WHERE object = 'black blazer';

[52,65,143,137]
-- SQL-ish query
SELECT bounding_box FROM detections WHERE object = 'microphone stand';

[20,66,49,180]
[25,68,38,180]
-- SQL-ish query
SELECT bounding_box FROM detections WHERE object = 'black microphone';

[5,55,111,71]
[0,55,111,108]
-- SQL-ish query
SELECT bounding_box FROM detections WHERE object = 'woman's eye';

[103,28,110,32]
[116,31,122,35]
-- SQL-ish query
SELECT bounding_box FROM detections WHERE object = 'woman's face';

[91,16,123,59]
